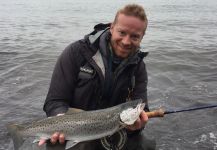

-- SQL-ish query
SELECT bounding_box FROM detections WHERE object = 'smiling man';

[110,11,147,59]
[41,4,155,150]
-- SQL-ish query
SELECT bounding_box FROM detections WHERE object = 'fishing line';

[165,104,217,115]
[146,103,217,118]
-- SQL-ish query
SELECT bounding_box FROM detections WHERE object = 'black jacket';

[43,24,149,117]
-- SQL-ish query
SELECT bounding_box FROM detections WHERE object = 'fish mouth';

[136,103,145,112]
[140,103,145,110]
[119,103,146,125]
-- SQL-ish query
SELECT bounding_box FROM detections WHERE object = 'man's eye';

[131,35,140,41]
[119,31,126,36]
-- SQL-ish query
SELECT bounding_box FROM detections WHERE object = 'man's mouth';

[119,45,132,51]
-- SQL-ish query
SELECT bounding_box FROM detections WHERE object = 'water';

[1,0,217,149]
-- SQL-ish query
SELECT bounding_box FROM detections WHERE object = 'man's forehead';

[115,14,147,32]
[115,23,145,36]
[116,26,143,35]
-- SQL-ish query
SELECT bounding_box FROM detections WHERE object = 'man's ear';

[110,23,114,33]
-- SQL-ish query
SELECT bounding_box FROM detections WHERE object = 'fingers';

[38,139,46,146]
[140,111,148,125]
[59,133,65,144]
[51,132,60,144]
[51,132,65,144]
[38,132,65,146]
[126,118,142,131]
[125,111,149,131]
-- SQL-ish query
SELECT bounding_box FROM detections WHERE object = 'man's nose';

[122,35,131,45]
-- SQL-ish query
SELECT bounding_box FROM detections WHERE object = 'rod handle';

[146,109,165,118]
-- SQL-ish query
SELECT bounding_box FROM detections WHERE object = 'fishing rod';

[146,103,217,118]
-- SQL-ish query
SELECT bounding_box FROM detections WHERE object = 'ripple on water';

[1,0,217,150]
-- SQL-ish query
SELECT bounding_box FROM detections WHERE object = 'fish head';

[120,102,145,125]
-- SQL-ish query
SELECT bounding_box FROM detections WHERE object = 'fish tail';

[6,124,25,150]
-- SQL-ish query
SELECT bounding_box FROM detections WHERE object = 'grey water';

[0,0,217,149]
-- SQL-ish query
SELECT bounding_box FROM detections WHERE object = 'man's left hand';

[125,110,148,131]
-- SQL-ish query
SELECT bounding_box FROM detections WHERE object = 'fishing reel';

[100,129,127,150]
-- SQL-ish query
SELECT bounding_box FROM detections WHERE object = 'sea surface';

[0,0,217,149]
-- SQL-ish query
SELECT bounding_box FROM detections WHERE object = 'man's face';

[110,14,147,58]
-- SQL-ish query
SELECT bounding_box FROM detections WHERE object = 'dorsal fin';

[65,108,84,115]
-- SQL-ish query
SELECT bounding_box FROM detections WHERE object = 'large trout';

[7,99,145,150]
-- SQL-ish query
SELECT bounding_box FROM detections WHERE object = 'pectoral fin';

[33,139,40,143]
[65,140,79,150]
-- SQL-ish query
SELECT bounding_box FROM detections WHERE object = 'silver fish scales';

[7,99,145,150]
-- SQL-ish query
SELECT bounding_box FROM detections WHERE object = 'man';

[40,4,155,150]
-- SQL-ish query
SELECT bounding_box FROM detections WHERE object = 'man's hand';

[125,110,148,131]
[38,132,65,146]
[38,113,66,146]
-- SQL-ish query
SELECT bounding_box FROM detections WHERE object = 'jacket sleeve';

[131,60,149,111]
[43,43,81,117]
[126,60,149,136]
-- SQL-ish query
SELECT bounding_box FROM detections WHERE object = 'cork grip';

[146,109,165,118]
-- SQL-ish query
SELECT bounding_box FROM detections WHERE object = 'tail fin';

[6,124,25,150]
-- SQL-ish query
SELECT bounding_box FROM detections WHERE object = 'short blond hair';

[113,4,148,24]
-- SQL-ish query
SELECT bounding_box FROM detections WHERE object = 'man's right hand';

[38,113,66,146]
[38,132,65,146]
